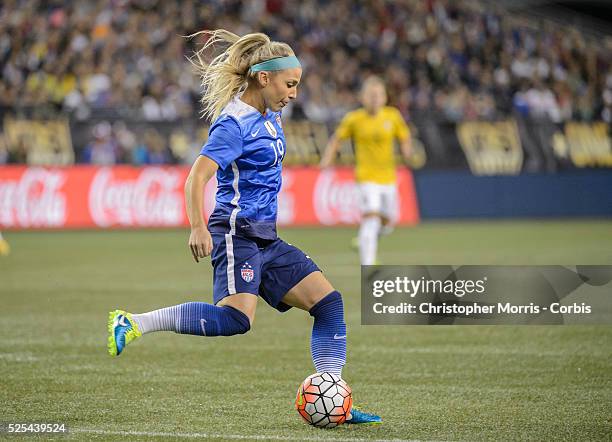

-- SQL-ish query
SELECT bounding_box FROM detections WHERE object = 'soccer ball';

[295,372,352,428]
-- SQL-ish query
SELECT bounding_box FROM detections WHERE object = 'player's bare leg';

[217,293,257,326]
[281,271,333,310]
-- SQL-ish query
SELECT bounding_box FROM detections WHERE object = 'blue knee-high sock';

[177,302,250,336]
[309,291,346,376]
[133,302,250,336]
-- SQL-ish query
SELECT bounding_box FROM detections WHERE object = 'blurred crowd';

[0,0,611,165]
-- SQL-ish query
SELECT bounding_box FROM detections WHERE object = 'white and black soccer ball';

[295,372,352,428]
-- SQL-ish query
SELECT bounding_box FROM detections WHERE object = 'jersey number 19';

[270,139,284,166]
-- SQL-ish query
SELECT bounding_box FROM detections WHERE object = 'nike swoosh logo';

[118,316,127,327]
[251,128,260,137]
[333,334,346,340]
[200,318,207,336]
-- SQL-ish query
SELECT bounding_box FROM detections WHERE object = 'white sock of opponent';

[359,216,381,265]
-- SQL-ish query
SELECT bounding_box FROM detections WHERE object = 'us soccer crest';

[241,262,254,283]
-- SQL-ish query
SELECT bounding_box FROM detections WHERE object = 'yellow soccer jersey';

[334,106,410,184]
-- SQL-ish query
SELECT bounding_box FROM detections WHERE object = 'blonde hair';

[188,29,295,121]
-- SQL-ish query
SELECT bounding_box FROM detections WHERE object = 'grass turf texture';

[1,220,611,441]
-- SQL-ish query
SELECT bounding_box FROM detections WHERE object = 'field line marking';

[75,428,418,441]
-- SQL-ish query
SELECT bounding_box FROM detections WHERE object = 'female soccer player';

[320,76,412,265]
[107,29,380,424]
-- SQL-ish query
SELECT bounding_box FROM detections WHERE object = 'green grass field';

[1,221,611,441]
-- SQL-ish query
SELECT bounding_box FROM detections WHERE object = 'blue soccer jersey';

[201,96,286,240]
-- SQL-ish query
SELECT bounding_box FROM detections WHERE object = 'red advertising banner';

[0,166,419,229]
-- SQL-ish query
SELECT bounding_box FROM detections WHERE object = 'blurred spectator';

[0,134,7,164]
[81,121,119,165]
[524,80,561,122]
[144,128,172,164]
[0,0,609,128]
[7,137,29,164]
[513,81,531,117]
[112,120,136,162]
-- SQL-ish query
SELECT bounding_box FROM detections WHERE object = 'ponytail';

[188,29,295,121]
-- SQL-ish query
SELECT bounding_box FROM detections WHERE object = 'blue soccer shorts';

[210,233,321,312]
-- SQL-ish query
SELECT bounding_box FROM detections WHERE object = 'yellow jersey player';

[0,232,10,256]
[320,76,411,265]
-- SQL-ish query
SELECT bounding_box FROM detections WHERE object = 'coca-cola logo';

[89,168,183,227]
[0,168,66,227]
[313,170,360,225]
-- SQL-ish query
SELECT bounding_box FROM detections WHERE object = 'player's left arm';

[399,135,412,164]
[394,109,412,164]
[185,156,218,262]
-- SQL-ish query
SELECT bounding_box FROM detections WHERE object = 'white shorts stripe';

[225,233,236,294]
[225,161,241,295]
[229,161,241,235]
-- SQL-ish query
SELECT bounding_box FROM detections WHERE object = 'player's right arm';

[319,134,342,168]
[185,155,218,262]
[187,118,243,262]
[319,112,353,168]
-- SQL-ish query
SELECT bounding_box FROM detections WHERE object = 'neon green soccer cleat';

[107,310,141,357]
